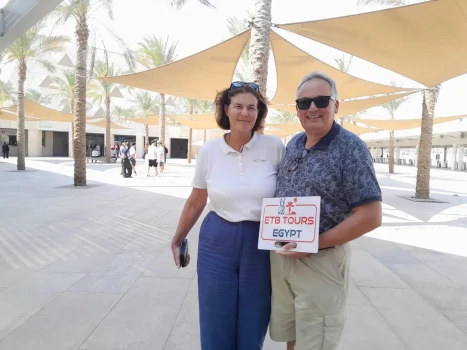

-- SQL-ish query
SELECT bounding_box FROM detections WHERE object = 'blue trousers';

[197,212,271,350]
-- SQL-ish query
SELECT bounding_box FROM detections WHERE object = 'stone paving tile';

[361,287,467,350]
[79,277,191,350]
[338,304,408,350]
[0,272,84,341]
[0,292,121,350]
[443,310,467,334]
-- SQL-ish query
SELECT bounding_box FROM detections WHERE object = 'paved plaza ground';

[0,156,467,350]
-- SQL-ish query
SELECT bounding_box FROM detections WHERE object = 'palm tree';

[357,0,438,199]
[113,105,136,122]
[227,15,252,81]
[25,88,52,105]
[55,0,135,186]
[5,21,67,171]
[415,86,439,199]
[49,69,77,156]
[334,54,354,73]
[88,60,121,163]
[268,110,298,124]
[0,80,15,107]
[136,35,178,149]
[168,0,215,9]
[380,80,409,174]
[249,0,273,95]
[173,0,271,95]
[134,91,160,142]
[335,53,356,125]
[184,98,214,161]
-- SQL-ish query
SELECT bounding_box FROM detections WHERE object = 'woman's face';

[224,92,258,133]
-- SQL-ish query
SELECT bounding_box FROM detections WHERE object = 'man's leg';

[237,221,271,349]
[197,212,240,350]
[290,244,351,350]
[270,253,297,346]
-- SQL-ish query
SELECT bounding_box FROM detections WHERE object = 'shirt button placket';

[238,152,244,175]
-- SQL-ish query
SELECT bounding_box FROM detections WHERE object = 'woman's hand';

[171,239,190,268]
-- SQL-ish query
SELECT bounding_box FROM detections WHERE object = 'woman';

[171,82,285,350]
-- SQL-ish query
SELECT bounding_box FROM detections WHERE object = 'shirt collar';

[220,132,258,155]
[300,121,341,151]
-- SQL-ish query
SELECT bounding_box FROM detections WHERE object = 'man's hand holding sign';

[258,196,320,257]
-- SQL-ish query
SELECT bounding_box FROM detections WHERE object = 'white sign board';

[37,122,53,130]
[258,196,320,253]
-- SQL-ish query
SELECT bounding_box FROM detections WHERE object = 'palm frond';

[136,35,178,69]
[35,59,56,73]
[169,0,215,9]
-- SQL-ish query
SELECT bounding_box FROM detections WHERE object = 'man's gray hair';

[296,72,338,99]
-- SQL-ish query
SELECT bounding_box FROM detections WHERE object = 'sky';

[3,0,467,139]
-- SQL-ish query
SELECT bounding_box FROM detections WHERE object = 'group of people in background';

[110,140,168,178]
[118,141,137,178]
[144,140,166,176]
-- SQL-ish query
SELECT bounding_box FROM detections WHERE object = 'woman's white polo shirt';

[192,133,285,223]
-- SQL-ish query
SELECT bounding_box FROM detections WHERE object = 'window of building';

[8,135,17,146]
[42,131,46,147]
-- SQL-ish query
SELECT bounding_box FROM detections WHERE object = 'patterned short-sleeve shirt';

[275,121,382,234]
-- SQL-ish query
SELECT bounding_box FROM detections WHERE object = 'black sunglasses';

[230,81,260,92]
[295,96,335,110]
[288,149,309,172]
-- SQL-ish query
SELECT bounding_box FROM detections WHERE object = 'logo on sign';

[260,197,318,243]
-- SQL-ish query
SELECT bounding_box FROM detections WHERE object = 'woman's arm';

[171,188,208,268]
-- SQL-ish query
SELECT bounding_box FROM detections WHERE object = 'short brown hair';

[214,84,268,132]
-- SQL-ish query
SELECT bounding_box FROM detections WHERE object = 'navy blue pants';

[197,212,271,350]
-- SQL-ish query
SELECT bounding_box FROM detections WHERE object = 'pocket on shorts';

[331,245,348,283]
[323,313,345,350]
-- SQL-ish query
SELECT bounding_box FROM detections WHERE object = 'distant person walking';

[2,142,9,159]
[147,140,158,176]
[156,141,165,176]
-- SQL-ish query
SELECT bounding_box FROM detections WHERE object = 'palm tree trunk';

[160,93,166,147]
[73,16,89,186]
[145,124,149,143]
[16,61,27,171]
[188,105,193,164]
[415,85,440,199]
[389,130,395,173]
[203,130,206,144]
[249,0,272,94]
[187,128,192,164]
[70,99,74,159]
[105,95,111,163]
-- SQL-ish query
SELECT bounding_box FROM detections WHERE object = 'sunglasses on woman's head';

[230,81,260,92]
[295,96,335,110]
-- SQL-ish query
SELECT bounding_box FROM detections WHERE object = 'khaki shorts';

[269,244,351,350]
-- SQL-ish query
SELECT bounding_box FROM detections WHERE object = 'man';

[147,140,157,176]
[120,142,132,178]
[270,72,382,350]
[2,142,9,159]
[156,141,165,176]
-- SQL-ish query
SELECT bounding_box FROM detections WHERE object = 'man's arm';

[319,200,382,249]
[276,201,382,258]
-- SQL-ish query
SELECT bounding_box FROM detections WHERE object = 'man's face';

[296,79,339,135]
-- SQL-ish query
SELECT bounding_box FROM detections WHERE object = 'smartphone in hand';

[180,239,189,268]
